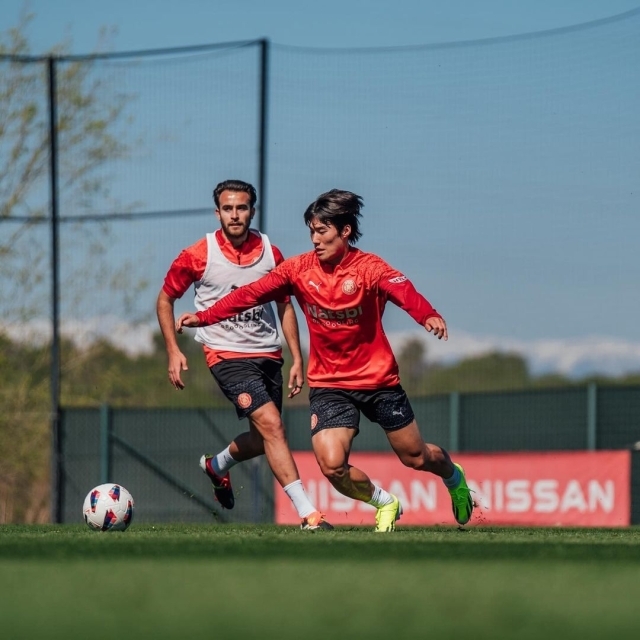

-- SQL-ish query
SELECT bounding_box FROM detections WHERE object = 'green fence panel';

[598,387,640,449]
[61,385,640,523]
[459,388,589,452]
[61,407,274,525]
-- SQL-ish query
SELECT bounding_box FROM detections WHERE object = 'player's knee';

[399,451,426,470]
[404,446,446,471]
[252,416,286,443]
[318,460,348,482]
[424,444,447,465]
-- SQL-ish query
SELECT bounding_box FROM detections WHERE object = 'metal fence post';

[449,391,460,453]
[587,383,598,451]
[100,404,112,483]
[257,38,269,233]
[47,55,63,523]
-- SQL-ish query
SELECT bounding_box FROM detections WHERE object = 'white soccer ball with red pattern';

[83,483,134,531]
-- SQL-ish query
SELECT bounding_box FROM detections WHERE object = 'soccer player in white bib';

[157,180,332,530]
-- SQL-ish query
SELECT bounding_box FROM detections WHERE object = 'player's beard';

[221,220,249,241]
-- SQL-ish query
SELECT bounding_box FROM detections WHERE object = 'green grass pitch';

[2,524,640,639]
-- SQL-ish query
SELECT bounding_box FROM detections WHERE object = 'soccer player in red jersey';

[176,189,473,531]
[157,180,332,530]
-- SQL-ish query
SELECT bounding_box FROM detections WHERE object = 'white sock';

[283,479,317,519]
[368,485,394,508]
[212,446,239,476]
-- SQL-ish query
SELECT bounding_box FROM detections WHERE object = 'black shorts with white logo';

[210,357,284,419]
[308,385,415,437]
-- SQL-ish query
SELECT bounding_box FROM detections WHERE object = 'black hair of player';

[303,189,363,245]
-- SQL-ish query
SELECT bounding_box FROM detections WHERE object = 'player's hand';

[425,316,448,341]
[167,350,188,390]
[175,313,200,333]
[287,360,305,398]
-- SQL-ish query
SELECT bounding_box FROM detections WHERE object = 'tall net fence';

[56,43,264,340]
[266,12,640,345]
[0,42,264,522]
[1,9,640,522]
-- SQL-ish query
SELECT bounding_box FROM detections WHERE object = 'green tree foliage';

[397,338,532,394]
[61,332,228,408]
[0,334,50,522]
[395,339,640,395]
[426,352,531,394]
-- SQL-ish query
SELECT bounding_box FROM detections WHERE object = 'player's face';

[309,217,350,265]
[216,190,254,244]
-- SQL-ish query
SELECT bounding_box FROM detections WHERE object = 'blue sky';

[4,1,640,51]
[2,1,640,377]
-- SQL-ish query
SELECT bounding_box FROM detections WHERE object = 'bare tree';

[0,13,141,522]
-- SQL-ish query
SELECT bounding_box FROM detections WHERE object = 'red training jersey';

[196,247,441,388]
[162,229,289,367]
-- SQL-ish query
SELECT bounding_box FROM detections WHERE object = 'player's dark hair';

[213,179,257,208]
[303,189,363,245]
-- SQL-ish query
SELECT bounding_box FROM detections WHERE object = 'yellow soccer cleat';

[375,495,403,532]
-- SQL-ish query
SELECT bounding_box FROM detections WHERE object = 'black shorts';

[210,357,284,419]
[308,385,415,437]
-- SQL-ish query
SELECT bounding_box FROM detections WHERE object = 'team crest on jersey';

[341,279,357,295]
[311,414,318,430]
[237,393,252,409]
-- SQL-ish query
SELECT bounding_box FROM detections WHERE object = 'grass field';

[2,524,640,639]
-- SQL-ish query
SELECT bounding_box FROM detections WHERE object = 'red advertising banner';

[276,451,631,527]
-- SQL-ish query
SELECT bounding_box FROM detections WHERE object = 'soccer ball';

[83,483,134,531]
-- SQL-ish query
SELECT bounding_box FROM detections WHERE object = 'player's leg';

[385,420,453,475]
[199,417,270,509]
[205,358,331,528]
[311,426,371,500]
[199,360,269,510]
[374,386,473,525]
[247,400,302,486]
[247,400,331,529]
[310,388,401,531]
[248,359,331,529]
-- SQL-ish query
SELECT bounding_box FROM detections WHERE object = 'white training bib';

[193,230,281,353]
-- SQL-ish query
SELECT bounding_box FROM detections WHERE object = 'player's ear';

[341,224,351,239]
[250,207,256,220]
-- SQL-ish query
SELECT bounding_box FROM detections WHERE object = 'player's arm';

[379,269,448,341]
[176,268,292,331]
[277,301,305,398]
[156,290,189,389]
[158,245,203,389]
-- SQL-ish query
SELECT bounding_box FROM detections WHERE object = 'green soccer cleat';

[448,463,473,525]
[375,495,403,532]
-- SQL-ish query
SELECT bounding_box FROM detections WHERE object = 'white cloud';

[388,329,640,378]
[3,318,640,379]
